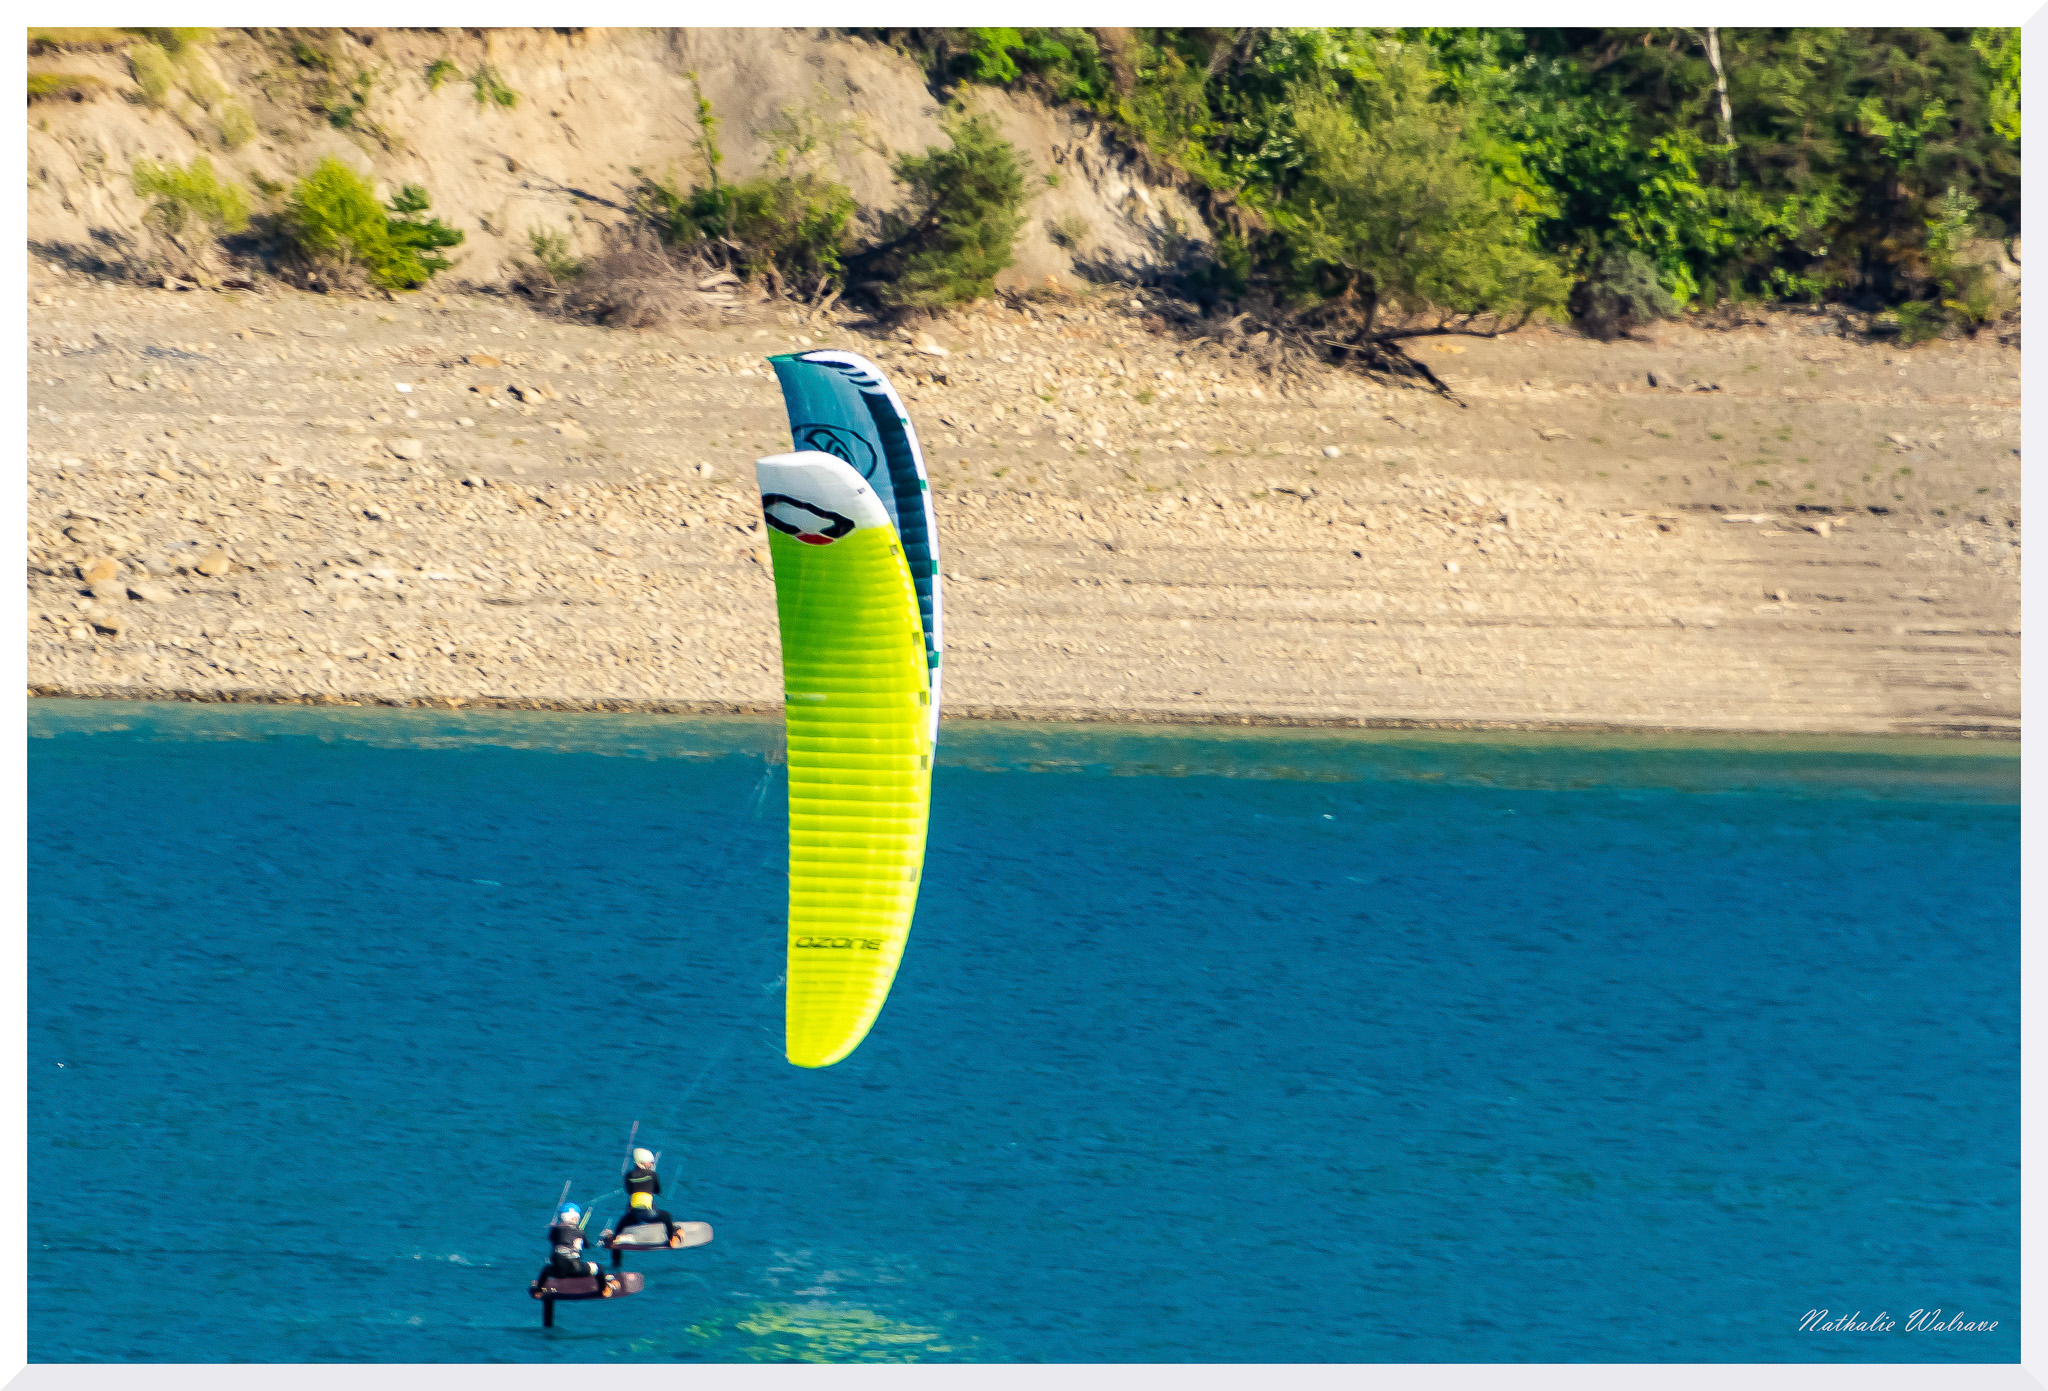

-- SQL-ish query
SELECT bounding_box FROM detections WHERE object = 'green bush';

[28,28,133,53]
[183,70,227,111]
[1891,300,1945,345]
[1119,39,1226,184]
[526,226,584,281]
[127,28,211,55]
[1915,185,2016,333]
[961,28,1113,103]
[865,111,1030,310]
[132,155,250,240]
[641,172,856,289]
[283,160,384,267]
[425,57,458,92]
[1975,29,2020,142]
[1570,248,1676,339]
[1277,67,1567,334]
[470,64,518,109]
[27,72,107,102]
[128,41,175,105]
[889,28,1115,105]
[289,37,332,72]
[634,82,859,294]
[282,158,464,291]
[216,100,256,148]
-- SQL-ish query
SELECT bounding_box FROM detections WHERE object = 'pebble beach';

[27,267,2020,736]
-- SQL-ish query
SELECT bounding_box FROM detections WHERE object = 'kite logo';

[793,423,880,481]
[794,934,885,951]
[762,494,856,545]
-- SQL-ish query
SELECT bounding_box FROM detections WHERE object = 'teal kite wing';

[767,351,943,736]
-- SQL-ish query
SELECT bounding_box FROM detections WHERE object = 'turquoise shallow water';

[28,701,2018,1362]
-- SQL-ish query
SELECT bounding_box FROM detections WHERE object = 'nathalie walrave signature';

[1800,1309,2000,1333]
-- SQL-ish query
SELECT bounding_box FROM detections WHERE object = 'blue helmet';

[557,1204,581,1223]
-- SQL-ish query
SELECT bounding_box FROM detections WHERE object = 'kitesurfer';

[539,1204,609,1290]
[605,1148,679,1243]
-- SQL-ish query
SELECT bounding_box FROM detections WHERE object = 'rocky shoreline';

[27,268,2021,739]
[51,683,2018,740]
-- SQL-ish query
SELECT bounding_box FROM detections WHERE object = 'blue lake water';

[27,700,2018,1363]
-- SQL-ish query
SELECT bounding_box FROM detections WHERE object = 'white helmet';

[632,1147,655,1167]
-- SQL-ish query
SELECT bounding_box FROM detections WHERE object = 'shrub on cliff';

[882,28,1116,104]
[281,158,463,292]
[28,72,108,103]
[851,110,1030,311]
[28,28,132,53]
[127,40,176,105]
[215,100,256,148]
[639,172,856,297]
[126,27,212,54]
[128,155,250,282]
[634,81,859,299]
[132,155,250,241]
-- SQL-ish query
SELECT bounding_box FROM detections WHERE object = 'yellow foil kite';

[757,351,942,1068]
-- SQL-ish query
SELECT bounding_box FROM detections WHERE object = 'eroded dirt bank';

[26,266,2020,736]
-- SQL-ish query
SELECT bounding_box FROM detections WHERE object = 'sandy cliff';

[28,27,1207,289]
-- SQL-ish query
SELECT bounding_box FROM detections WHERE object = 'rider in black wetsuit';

[606,1148,678,1243]
[537,1204,607,1289]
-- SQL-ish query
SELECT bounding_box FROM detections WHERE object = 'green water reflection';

[30,698,2016,804]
